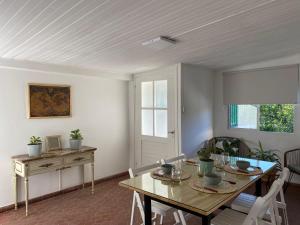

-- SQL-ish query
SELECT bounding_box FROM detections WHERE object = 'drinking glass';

[172,163,182,181]
[222,152,230,165]
[215,156,224,171]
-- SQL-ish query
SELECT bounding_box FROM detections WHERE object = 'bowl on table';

[161,164,175,175]
[236,160,250,170]
[204,173,222,186]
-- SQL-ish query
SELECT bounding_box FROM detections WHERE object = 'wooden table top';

[119,157,276,216]
[11,146,97,162]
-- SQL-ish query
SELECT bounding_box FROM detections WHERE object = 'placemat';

[224,165,263,176]
[189,179,237,194]
[151,169,191,181]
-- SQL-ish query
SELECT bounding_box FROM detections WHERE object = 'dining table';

[119,156,276,225]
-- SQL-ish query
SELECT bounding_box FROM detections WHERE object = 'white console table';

[11,146,97,216]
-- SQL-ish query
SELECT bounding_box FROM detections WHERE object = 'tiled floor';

[0,175,299,225]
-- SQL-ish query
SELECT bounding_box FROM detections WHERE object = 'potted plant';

[253,141,282,169]
[252,141,282,188]
[27,136,42,157]
[197,145,215,176]
[70,129,83,150]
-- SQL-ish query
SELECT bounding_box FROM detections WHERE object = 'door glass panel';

[142,109,153,136]
[154,80,167,108]
[154,110,167,138]
[142,81,153,108]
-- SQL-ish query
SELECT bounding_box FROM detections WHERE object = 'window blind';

[223,65,299,104]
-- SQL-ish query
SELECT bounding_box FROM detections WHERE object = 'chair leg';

[130,195,136,225]
[152,213,157,225]
[178,210,187,225]
[160,215,163,225]
[284,172,294,193]
[173,211,180,225]
[283,208,289,225]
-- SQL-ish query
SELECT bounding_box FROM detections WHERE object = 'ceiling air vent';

[142,36,176,50]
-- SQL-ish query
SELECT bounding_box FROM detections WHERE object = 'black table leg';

[144,195,152,225]
[202,215,211,225]
[255,178,262,196]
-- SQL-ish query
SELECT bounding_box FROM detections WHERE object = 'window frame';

[228,104,296,134]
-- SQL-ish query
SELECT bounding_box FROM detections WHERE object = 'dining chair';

[230,167,290,225]
[161,154,187,225]
[284,148,300,193]
[129,162,180,225]
[211,179,281,225]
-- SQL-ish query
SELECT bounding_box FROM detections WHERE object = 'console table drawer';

[64,152,92,165]
[29,158,63,174]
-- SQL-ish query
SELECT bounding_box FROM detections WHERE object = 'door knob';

[168,130,175,134]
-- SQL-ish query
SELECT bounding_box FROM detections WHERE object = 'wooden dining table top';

[119,157,276,216]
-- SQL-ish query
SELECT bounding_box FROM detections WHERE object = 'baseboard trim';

[288,181,300,188]
[0,171,128,213]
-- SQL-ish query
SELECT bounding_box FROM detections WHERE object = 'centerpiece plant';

[197,143,215,176]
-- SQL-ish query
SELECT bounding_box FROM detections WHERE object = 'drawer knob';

[74,157,85,161]
[39,163,53,168]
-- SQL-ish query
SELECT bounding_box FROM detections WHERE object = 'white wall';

[0,68,129,207]
[181,64,214,157]
[214,56,300,183]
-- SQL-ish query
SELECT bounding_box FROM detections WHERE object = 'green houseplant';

[70,129,83,150]
[253,141,282,170]
[253,141,282,188]
[27,136,42,157]
[212,138,240,156]
[197,144,215,176]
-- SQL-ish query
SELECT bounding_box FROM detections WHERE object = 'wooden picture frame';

[45,135,62,151]
[27,83,71,118]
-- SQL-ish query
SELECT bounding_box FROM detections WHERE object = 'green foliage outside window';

[259,104,294,133]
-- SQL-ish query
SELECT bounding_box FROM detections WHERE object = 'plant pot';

[70,139,82,150]
[27,144,42,157]
[199,159,214,176]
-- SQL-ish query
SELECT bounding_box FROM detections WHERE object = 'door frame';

[131,65,181,168]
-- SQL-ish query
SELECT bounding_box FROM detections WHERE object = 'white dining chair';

[129,162,181,225]
[231,167,290,225]
[211,179,281,225]
[160,154,186,165]
[161,154,187,225]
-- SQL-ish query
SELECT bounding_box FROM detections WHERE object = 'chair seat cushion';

[211,208,271,225]
[288,164,300,174]
[231,193,257,214]
[212,208,246,225]
[151,200,172,215]
[231,193,282,223]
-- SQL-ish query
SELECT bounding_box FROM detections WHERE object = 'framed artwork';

[27,83,71,118]
[45,135,62,151]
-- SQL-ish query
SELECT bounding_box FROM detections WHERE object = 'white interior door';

[134,68,178,167]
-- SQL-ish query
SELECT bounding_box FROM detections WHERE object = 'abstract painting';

[27,84,71,118]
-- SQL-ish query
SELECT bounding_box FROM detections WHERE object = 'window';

[229,104,295,133]
[141,80,168,137]
[229,104,258,129]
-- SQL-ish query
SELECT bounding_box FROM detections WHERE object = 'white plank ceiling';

[0,0,300,74]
